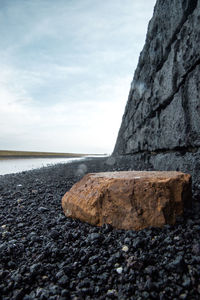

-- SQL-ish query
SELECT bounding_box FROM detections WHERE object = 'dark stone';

[101,223,113,234]
[166,255,185,273]
[132,237,144,249]
[113,0,200,199]
[192,243,200,255]
[58,275,69,286]
[61,290,70,297]
[55,270,65,279]
[87,233,102,242]
[182,276,191,288]
[50,230,59,239]
[29,263,41,275]
[144,266,156,276]
[38,206,48,212]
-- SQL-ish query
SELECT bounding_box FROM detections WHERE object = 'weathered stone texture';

[113,0,200,197]
[62,171,191,230]
[114,0,200,154]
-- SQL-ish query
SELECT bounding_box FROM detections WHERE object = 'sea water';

[0,157,85,176]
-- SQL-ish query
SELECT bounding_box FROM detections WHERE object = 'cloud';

[0,0,156,153]
[0,66,130,153]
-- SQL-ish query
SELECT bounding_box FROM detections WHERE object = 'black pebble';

[0,157,200,299]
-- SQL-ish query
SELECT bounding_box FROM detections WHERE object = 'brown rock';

[62,171,191,230]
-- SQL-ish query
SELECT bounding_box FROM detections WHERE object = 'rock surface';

[113,0,200,199]
[62,171,191,230]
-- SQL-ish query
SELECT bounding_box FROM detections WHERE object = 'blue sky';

[0,0,156,154]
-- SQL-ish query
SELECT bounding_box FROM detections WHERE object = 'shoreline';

[0,156,108,176]
[0,157,90,177]
[0,155,86,160]
[0,150,105,160]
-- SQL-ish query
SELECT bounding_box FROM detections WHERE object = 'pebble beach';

[0,157,200,299]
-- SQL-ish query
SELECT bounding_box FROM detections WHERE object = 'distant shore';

[0,150,104,159]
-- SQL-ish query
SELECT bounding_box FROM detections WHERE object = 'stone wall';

[113,0,200,199]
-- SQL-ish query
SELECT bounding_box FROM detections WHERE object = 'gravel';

[0,157,200,299]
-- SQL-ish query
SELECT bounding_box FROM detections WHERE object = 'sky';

[0,0,156,154]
